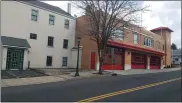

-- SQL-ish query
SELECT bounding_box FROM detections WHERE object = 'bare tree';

[73,0,149,74]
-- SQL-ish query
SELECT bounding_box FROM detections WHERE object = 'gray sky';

[43,1,181,48]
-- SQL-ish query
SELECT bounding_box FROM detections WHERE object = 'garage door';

[131,53,146,69]
[150,56,161,69]
[102,47,124,70]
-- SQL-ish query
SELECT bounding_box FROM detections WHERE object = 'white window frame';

[144,36,153,47]
[134,33,139,44]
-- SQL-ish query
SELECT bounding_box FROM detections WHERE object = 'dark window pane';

[46,56,52,66]
[48,36,54,46]
[30,33,37,39]
[64,19,69,29]
[31,9,38,21]
[62,57,68,66]
[63,39,68,49]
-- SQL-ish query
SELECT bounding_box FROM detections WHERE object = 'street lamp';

[75,37,81,76]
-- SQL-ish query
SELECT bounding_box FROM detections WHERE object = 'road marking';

[78,77,181,102]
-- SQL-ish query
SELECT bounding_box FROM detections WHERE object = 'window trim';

[30,33,37,40]
[133,33,139,44]
[63,39,68,49]
[62,57,68,66]
[64,19,70,29]
[113,29,124,41]
[144,36,153,47]
[49,14,55,25]
[157,41,161,50]
[47,36,54,47]
[31,9,38,21]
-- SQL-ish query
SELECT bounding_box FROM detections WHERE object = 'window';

[113,29,124,40]
[157,41,160,49]
[48,36,54,47]
[175,58,179,61]
[31,9,38,21]
[144,36,153,47]
[163,44,165,50]
[63,39,68,49]
[30,33,37,39]
[134,33,139,44]
[46,56,52,66]
[62,57,68,66]
[64,19,69,29]
[49,15,55,25]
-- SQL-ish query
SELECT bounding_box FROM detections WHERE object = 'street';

[1,70,182,102]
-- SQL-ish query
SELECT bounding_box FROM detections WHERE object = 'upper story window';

[48,36,54,47]
[157,41,161,50]
[63,39,68,49]
[113,29,124,40]
[144,36,153,47]
[133,33,139,44]
[49,15,55,25]
[163,44,165,50]
[64,19,70,29]
[31,9,38,21]
[30,33,37,40]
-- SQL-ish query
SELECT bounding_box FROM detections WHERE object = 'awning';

[1,36,31,48]
[108,40,166,56]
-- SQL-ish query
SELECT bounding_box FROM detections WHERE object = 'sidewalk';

[1,71,107,87]
[105,67,181,75]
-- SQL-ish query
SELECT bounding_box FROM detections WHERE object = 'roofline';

[108,41,166,56]
[150,27,174,32]
[17,1,75,20]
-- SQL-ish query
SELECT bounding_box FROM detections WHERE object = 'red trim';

[108,41,165,56]
[150,66,160,69]
[102,65,123,70]
[131,64,145,69]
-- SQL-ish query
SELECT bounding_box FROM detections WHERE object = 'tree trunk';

[98,56,103,74]
[98,48,105,75]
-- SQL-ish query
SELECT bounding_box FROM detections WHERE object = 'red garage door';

[131,53,146,69]
[102,47,124,70]
[150,56,161,69]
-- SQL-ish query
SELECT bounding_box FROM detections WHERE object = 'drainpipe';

[0,24,1,69]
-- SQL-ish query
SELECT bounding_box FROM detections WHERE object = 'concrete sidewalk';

[1,71,106,87]
[105,67,181,75]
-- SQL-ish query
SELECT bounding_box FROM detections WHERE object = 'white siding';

[1,1,76,69]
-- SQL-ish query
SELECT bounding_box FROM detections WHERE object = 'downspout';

[0,0,2,70]
[0,35,2,70]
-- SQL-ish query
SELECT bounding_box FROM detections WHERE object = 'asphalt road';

[1,70,182,102]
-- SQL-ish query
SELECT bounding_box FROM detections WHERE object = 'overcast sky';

[43,1,181,48]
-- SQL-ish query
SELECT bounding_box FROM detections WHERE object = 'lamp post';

[75,37,81,76]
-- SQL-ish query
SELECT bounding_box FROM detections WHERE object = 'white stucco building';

[1,1,79,70]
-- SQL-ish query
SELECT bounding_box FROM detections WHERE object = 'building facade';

[171,49,181,65]
[76,15,173,70]
[1,1,77,70]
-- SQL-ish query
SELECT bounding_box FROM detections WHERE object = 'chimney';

[67,3,71,14]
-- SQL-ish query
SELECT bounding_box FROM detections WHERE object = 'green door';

[6,48,24,70]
